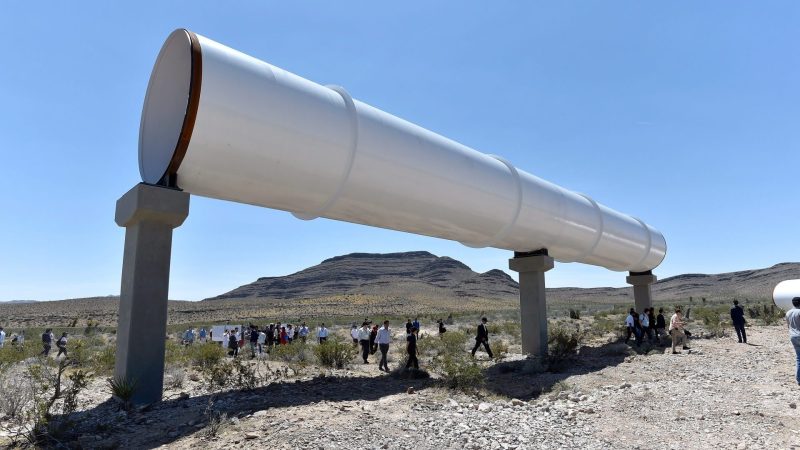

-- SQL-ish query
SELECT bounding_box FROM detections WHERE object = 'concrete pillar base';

[114,183,189,406]
[509,251,554,356]
[626,271,657,313]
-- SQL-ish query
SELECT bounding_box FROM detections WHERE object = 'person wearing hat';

[785,297,800,385]
[471,317,494,359]
[730,300,747,344]
[358,322,371,364]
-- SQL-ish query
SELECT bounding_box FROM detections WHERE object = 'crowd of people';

[175,316,496,372]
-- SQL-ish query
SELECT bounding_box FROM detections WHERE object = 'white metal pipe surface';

[774,280,800,311]
[139,29,667,272]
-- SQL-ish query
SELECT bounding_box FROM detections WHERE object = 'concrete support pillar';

[114,183,189,405]
[626,271,657,313]
[509,251,554,356]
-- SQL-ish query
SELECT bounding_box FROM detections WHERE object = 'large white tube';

[138,29,667,272]
[774,280,800,311]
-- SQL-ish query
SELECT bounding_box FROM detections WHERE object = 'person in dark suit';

[731,299,747,344]
[406,326,419,369]
[471,317,494,358]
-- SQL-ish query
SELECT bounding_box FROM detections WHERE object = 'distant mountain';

[207,251,799,303]
[207,251,518,301]
[0,300,38,304]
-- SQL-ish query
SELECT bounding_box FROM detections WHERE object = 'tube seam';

[460,155,523,248]
[293,85,359,221]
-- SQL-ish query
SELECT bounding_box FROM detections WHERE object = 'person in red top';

[280,326,288,345]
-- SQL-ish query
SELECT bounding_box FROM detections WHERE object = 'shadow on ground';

[57,371,435,448]
[484,339,670,400]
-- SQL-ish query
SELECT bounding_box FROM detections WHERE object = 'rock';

[511,398,525,407]
[178,392,190,400]
[253,410,267,417]
[245,433,259,440]
[478,403,493,412]
[619,382,632,389]
[407,387,415,394]
[790,402,797,409]
[447,399,459,408]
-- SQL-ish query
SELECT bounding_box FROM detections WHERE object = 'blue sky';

[1,2,798,301]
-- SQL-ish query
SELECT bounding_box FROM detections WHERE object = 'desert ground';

[1,304,799,449]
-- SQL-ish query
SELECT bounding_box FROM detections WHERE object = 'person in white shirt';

[298,322,309,343]
[358,322,371,364]
[375,321,392,372]
[257,329,267,355]
[785,297,800,385]
[15,331,25,347]
[317,323,329,344]
[0,327,5,348]
[350,324,359,346]
[669,308,690,354]
[624,309,641,345]
[286,324,295,344]
[640,308,653,342]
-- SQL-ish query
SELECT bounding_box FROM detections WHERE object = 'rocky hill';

[208,251,799,304]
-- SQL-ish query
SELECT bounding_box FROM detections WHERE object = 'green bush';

[434,354,485,391]
[271,342,314,365]
[313,339,357,369]
[569,309,581,320]
[547,325,584,360]
[186,342,226,370]
[500,321,521,339]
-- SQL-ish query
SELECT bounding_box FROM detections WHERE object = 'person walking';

[279,326,288,345]
[286,324,295,344]
[625,308,642,346]
[669,308,690,354]
[257,328,266,355]
[0,327,5,348]
[298,322,309,343]
[350,324,359,346]
[471,317,494,359]
[437,319,447,335]
[376,320,392,372]
[56,332,68,358]
[731,300,747,344]
[412,318,421,339]
[249,325,259,358]
[369,324,379,355]
[655,308,667,339]
[405,319,413,334]
[199,327,207,343]
[41,328,53,356]
[785,297,800,385]
[358,322,371,364]
[228,331,239,357]
[406,326,419,369]
[318,323,329,344]
[640,308,653,342]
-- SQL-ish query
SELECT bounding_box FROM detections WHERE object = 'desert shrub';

[548,324,583,358]
[108,375,137,411]
[271,342,314,365]
[0,371,32,422]
[694,307,726,337]
[590,317,623,337]
[434,353,485,391]
[486,323,502,334]
[548,380,573,395]
[187,342,226,370]
[204,362,232,389]
[314,339,358,369]
[164,339,187,367]
[92,344,116,375]
[491,339,509,359]
[569,309,581,320]
[500,321,521,340]
[230,358,260,390]
[202,397,227,438]
[760,304,784,326]
[164,365,186,389]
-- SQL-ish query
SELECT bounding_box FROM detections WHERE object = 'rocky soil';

[5,325,799,449]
